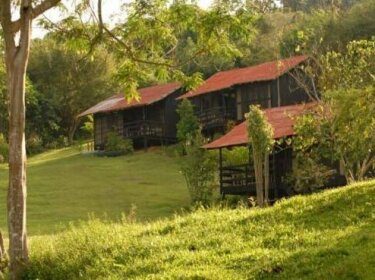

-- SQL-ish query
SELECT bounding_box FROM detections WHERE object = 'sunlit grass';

[0,147,189,235]
[23,179,375,279]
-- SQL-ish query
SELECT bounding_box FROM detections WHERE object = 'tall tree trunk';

[264,153,269,206]
[7,56,29,279]
[68,118,79,144]
[253,150,264,207]
[3,2,32,278]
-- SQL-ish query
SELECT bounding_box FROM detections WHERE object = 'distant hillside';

[24,180,375,279]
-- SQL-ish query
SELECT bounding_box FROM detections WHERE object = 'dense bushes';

[176,99,217,204]
[223,147,250,166]
[180,132,217,204]
[104,132,134,155]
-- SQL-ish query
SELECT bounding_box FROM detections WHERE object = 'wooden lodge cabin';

[78,82,184,150]
[203,103,347,199]
[178,55,311,135]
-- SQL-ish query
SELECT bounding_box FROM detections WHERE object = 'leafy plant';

[104,132,134,155]
[223,147,251,166]
[284,154,335,194]
[26,134,44,155]
[294,38,375,182]
[247,105,274,207]
[180,131,217,205]
[176,99,199,152]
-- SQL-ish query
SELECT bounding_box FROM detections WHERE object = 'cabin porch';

[218,147,292,199]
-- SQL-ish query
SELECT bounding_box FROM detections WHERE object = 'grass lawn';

[24,179,375,279]
[0,147,189,235]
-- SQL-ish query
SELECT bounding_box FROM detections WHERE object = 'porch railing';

[123,120,165,139]
[197,106,236,130]
[220,163,274,196]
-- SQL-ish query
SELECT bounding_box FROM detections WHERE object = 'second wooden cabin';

[178,55,311,135]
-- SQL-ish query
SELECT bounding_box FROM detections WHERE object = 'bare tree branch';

[11,0,62,33]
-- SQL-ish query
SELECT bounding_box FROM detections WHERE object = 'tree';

[0,1,61,278]
[280,1,375,57]
[28,38,117,143]
[180,130,217,204]
[294,38,375,182]
[176,99,216,204]
[281,0,356,12]
[176,98,199,150]
[0,1,256,277]
[246,105,274,207]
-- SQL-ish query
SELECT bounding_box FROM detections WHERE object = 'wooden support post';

[277,77,281,107]
[219,148,223,198]
[272,151,277,200]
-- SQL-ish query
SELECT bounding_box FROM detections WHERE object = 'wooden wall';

[93,88,184,149]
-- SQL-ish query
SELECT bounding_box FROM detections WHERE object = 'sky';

[33,0,214,38]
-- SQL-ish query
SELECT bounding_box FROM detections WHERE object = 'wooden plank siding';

[191,71,311,136]
[219,148,287,199]
[93,88,183,150]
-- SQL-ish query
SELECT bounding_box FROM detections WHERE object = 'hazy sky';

[33,0,214,38]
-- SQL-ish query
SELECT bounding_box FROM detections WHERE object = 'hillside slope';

[0,147,189,235]
[25,180,375,279]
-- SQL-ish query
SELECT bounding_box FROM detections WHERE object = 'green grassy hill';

[24,180,375,279]
[0,147,189,235]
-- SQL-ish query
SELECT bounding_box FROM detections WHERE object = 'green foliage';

[294,38,375,181]
[46,0,257,90]
[0,134,8,163]
[28,38,118,143]
[284,154,334,194]
[223,147,250,166]
[176,99,199,146]
[104,132,134,155]
[247,105,274,206]
[247,105,274,154]
[282,0,356,12]
[26,134,44,156]
[80,115,94,139]
[319,37,375,90]
[280,10,335,56]
[23,180,375,279]
[280,1,375,56]
[180,131,217,205]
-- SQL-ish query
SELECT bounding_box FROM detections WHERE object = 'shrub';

[176,99,199,151]
[105,132,133,155]
[0,134,8,163]
[57,136,69,148]
[26,134,44,155]
[180,131,217,205]
[284,155,336,194]
[223,147,250,166]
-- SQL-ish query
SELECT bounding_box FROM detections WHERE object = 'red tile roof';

[178,55,308,99]
[203,103,315,149]
[78,82,182,117]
